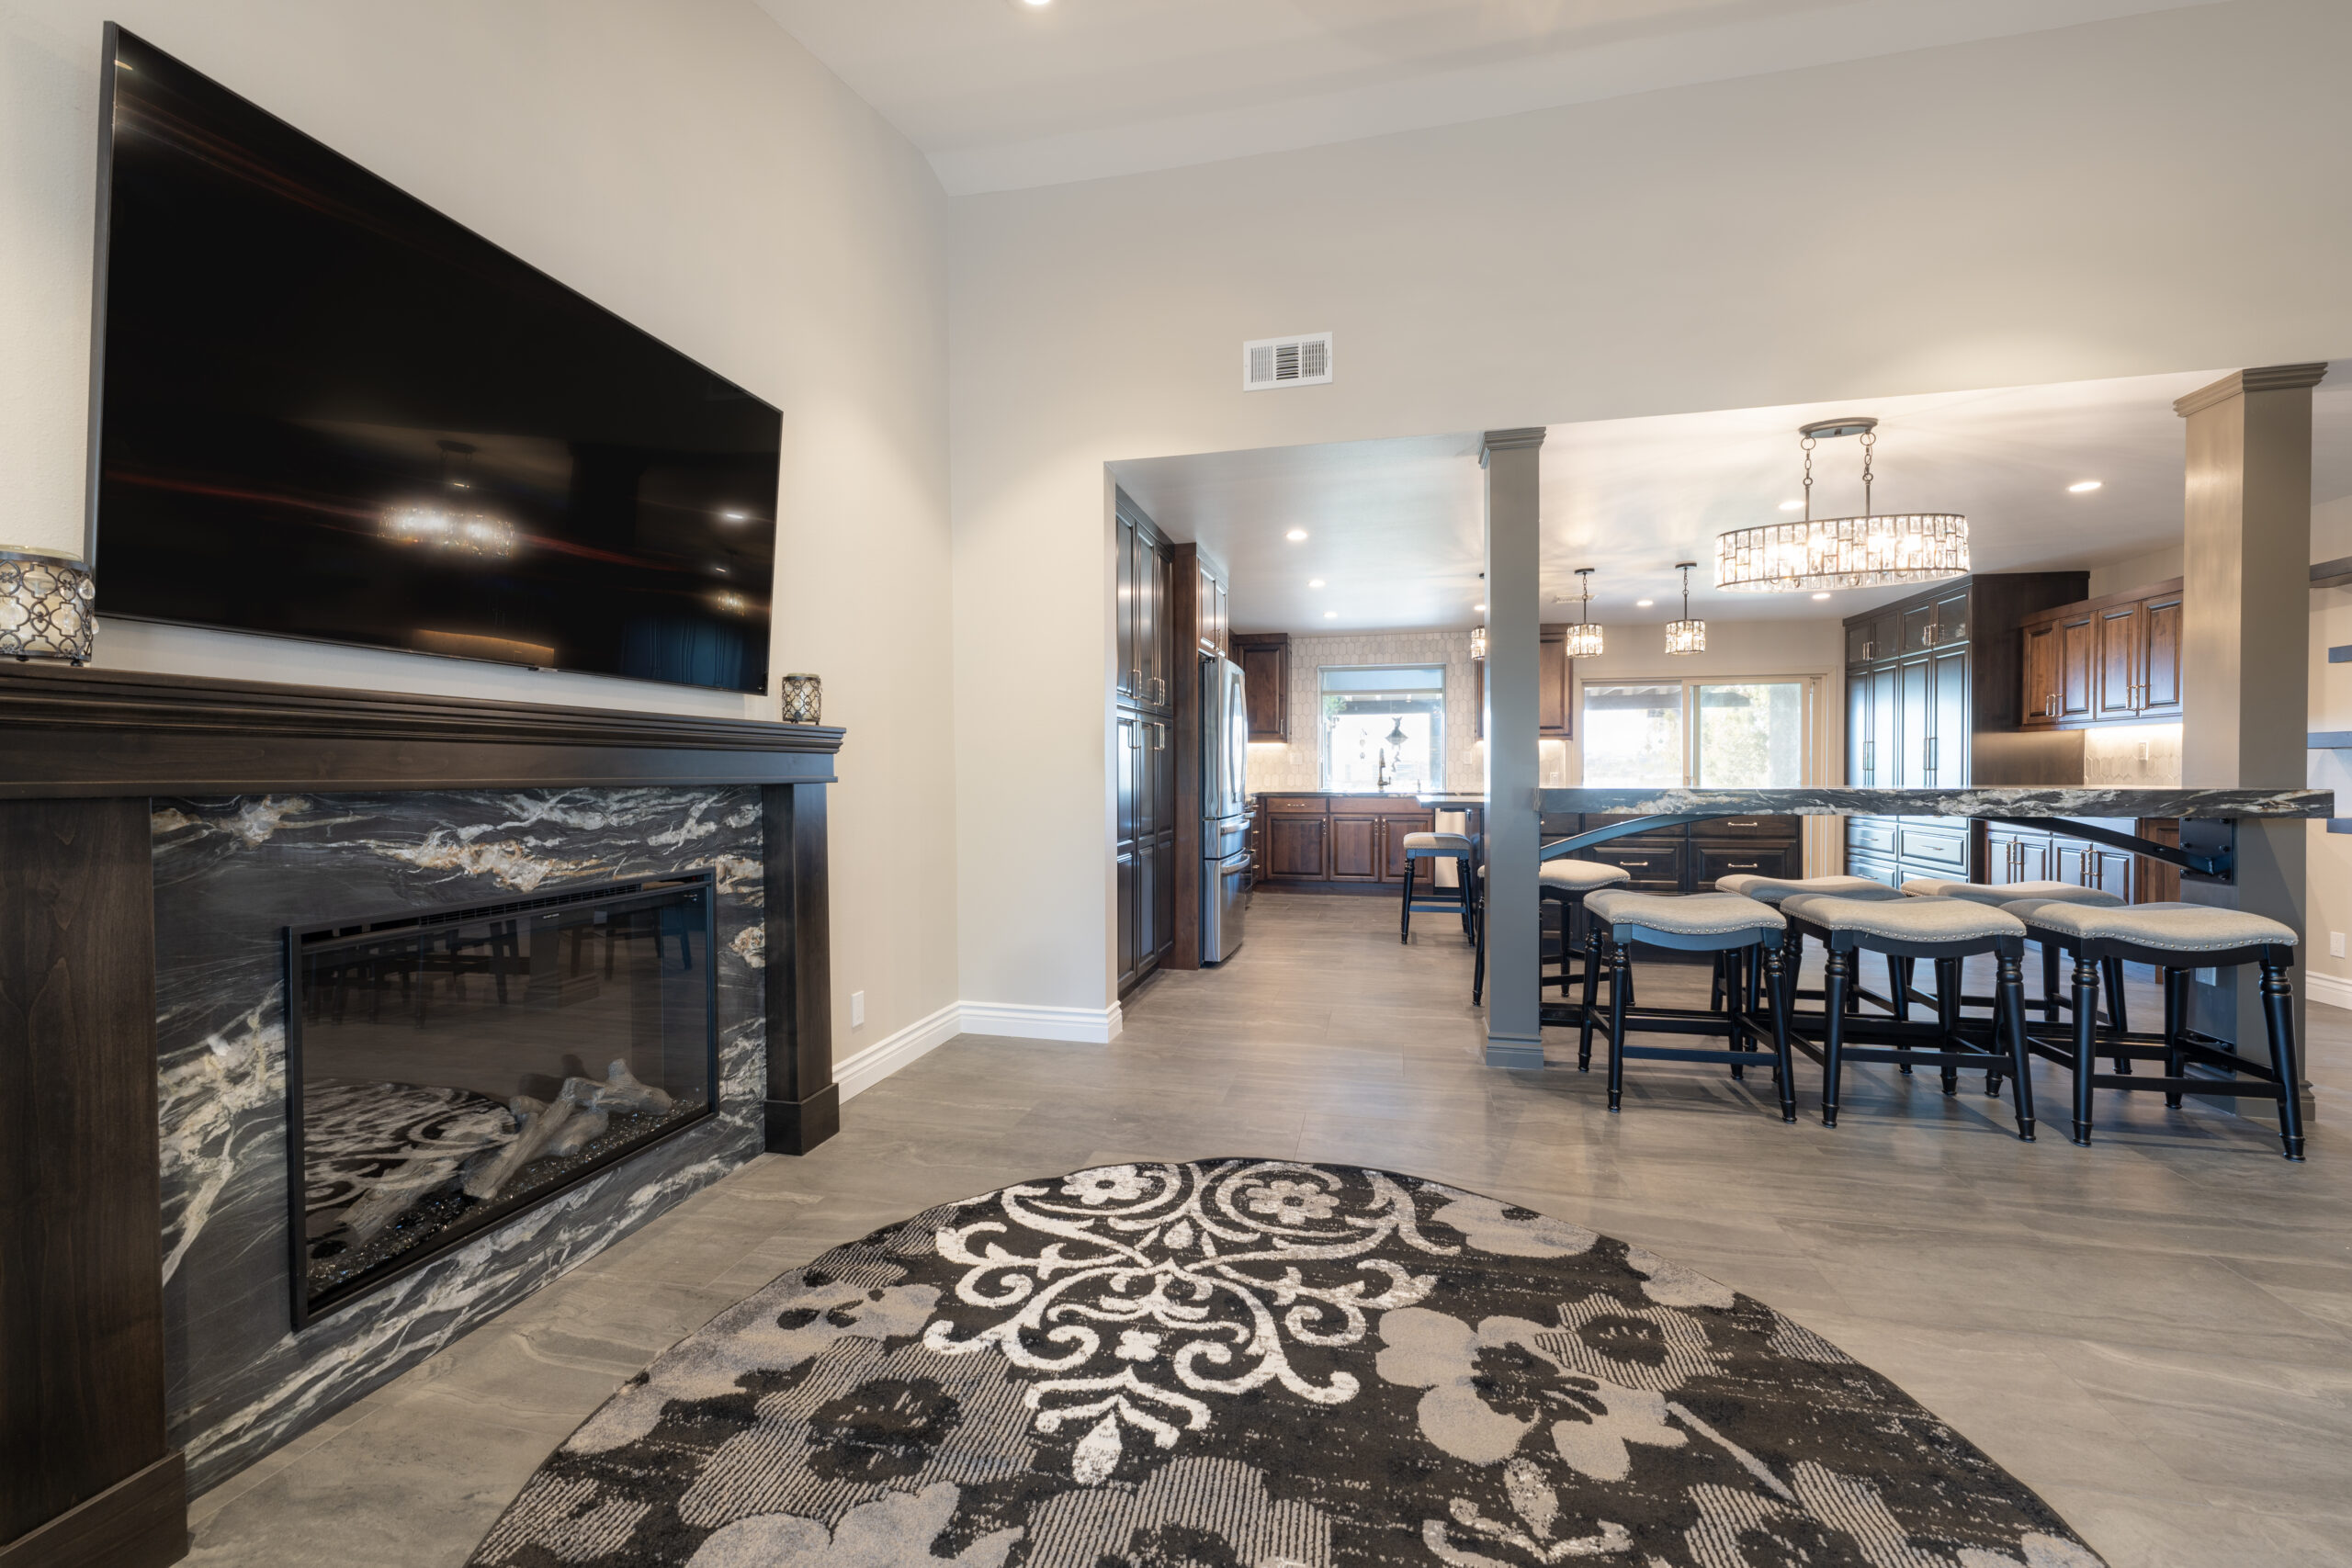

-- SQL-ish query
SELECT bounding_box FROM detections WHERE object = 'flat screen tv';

[88,26,778,694]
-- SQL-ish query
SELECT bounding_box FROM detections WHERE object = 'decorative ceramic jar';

[779,672,822,724]
[0,547,97,664]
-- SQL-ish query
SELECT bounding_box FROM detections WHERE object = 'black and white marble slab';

[1532,786,2334,818]
[153,787,766,1495]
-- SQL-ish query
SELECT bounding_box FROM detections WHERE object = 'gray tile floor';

[187,891,2352,1567]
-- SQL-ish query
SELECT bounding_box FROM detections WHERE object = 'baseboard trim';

[833,1002,965,1101]
[2308,971,2352,1010]
[0,1450,187,1568]
[958,1000,1124,1044]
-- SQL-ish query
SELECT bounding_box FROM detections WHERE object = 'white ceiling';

[753,0,2221,195]
[1112,365,2352,636]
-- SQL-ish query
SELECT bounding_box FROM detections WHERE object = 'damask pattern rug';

[469,1161,2102,1568]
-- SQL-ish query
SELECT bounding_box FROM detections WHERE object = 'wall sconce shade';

[779,672,823,724]
[0,547,96,663]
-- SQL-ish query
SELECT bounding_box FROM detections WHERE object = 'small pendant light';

[1665,561,1705,655]
[1564,567,1603,659]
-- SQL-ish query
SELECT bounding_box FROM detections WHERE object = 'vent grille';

[1242,333,1332,391]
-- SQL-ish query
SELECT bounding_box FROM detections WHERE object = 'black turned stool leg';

[1710,952,1725,1014]
[2041,937,2061,1018]
[1471,874,1487,1005]
[1461,858,1476,940]
[1821,948,1850,1128]
[2071,953,2100,1146]
[1399,858,1416,943]
[1889,953,1911,1023]
[1577,924,1603,1071]
[1605,938,1632,1112]
[1766,943,1797,1122]
[1996,952,2036,1141]
[2105,954,2132,1070]
[2162,965,2188,1108]
[2260,953,2306,1161]
[1936,956,1962,1094]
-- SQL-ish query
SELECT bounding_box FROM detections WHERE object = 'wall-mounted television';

[88,26,778,695]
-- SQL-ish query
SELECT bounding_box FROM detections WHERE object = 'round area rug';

[469,1161,2101,1568]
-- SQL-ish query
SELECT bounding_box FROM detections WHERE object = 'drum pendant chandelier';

[1564,567,1603,658]
[1714,418,1968,592]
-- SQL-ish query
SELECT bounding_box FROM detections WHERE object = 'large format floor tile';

[189,890,2351,1567]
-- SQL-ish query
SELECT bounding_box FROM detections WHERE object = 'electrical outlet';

[850,990,865,1028]
[2334,933,2346,959]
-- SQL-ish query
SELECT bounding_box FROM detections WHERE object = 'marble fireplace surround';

[0,663,843,1568]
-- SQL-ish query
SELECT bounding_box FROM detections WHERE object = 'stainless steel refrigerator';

[1200,653,1252,963]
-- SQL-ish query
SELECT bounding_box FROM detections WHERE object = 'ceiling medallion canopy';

[1664,561,1705,655]
[1714,417,1968,592]
[1565,567,1603,659]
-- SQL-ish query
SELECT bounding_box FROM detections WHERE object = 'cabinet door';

[1868,666,1898,788]
[1238,641,1288,740]
[1214,579,1229,655]
[1538,631,1571,737]
[2087,848,2134,905]
[2021,620,2058,725]
[1116,848,1137,988]
[1381,814,1434,881]
[1928,647,1968,784]
[1845,620,1875,666]
[1268,817,1327,879]
[2051,840,2088,888]
[1116,716,1141,848]
[2094,604,2143,721]
[1195,562,1220,653]
[2057,615,2096,721]
[1140,536,1170,708]
[1895,658,1929,787]
[1984,829,2018,886]
[1933,589,1970,647]
[2140,592,2182,716]
[1115,516,1138,701]
[1869,611,1900,663]
[1847,672,1871,784]
[1329,817,1379,880]
[1901,602,1937,654]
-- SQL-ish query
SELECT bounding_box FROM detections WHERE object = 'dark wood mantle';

[0,664,844,1568]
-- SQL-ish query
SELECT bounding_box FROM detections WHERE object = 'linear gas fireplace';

[287,872,719,1323]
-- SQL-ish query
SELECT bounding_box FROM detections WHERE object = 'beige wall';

[949,0,2352,1015]
[0,0,958,1061]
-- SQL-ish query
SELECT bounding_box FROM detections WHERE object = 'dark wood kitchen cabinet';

[1472,625,1573,739]
[1231,632,1290,741]
[1114,489,1182,995]
[1114,491,1174,712]
[1255,795,1475,893]
[1266,812,1329,880]
[1177,542,1229,658]
[1982,817,2176,905]
[2018,579,2182,729]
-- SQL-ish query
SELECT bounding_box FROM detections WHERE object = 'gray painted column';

[1481,428,1546,1068]
[2176,364,2324,1109]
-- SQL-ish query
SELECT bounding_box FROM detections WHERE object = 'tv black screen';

[89,27,778,694]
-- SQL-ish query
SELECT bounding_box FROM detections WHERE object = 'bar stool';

[2003,900,2304,1158]
[1478,856,1632,1008]
[1398,830,1476,944]
[1721,874,1905,1020]
[1577,889,1796,1120]
[1900,879,2126,1030]
[1777,894,2037,1139]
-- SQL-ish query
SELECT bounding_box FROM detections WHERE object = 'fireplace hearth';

[288,874,719,1322]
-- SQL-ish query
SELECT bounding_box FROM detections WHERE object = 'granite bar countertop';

[1532,786,2333,819]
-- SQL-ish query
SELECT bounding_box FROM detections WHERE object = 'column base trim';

[0,1450,187,1568]
[1485,1037,1545,1070]
[763,1085,841,1155]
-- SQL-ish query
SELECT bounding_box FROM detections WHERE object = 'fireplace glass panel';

[288,874,717,1321]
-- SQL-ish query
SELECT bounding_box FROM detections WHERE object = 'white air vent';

[1242,332,1332,391]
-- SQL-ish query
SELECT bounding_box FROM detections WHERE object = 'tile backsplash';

[2081,722,2182,785]
[1245,630,1484,794]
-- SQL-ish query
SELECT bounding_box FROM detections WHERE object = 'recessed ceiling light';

[1324,610,1338,619]
[721,510,748,521]
[1307,578,1326,588]
[1635,598,1655,608]
[1285,528,1309,541]
[1778,499,1804,512]
[1474,603,1487,612]
[2068,479,2102,493]
[1811,592,1831,601]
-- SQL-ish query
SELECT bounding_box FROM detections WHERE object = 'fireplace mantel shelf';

[0,663,842,797]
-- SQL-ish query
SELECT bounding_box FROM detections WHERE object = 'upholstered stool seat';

[1901,878,2123,908]
[1398,829,1477,946]
[1777,894,2035,1137]
[1719,874,1900,904]
[1477,858,1634,1010]
[1998,899,2302,1156]
[1402,830,1474,855]
[1576,891,1796,1120]
[1543,858,1634,891]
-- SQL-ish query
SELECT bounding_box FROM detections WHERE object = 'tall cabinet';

[1841,572,2087,887]
[1114,491,1178,994]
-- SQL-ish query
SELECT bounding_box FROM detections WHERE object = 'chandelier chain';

[1860,428,1875,519]
[1801,436,1815,522]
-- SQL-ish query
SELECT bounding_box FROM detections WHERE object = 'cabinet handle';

[1727,819,1759,827]
[1724,861,1760,869]
[1617,859,1650,867]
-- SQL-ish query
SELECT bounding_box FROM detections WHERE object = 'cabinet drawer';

[1266,796,1329,815]
[1847,818,1897,856]
[1702,815,1801,841]
[1846,851,1901,890]
[1330,796,1396,817]
[1898,825,1971,874]
[1586,843,1682,889]
[1697,844,1797,884]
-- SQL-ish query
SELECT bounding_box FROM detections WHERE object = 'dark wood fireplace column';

[0,663,844,1568]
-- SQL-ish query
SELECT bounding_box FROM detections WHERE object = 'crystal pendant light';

[1664,561,1705,655]
[1714,417,1967,592]
[1564,567,1603,658]
[1468,626,1487,661]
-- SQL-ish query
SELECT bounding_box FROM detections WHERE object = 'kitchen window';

[1580,679,1812,787]
[1320,664,1445,793]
